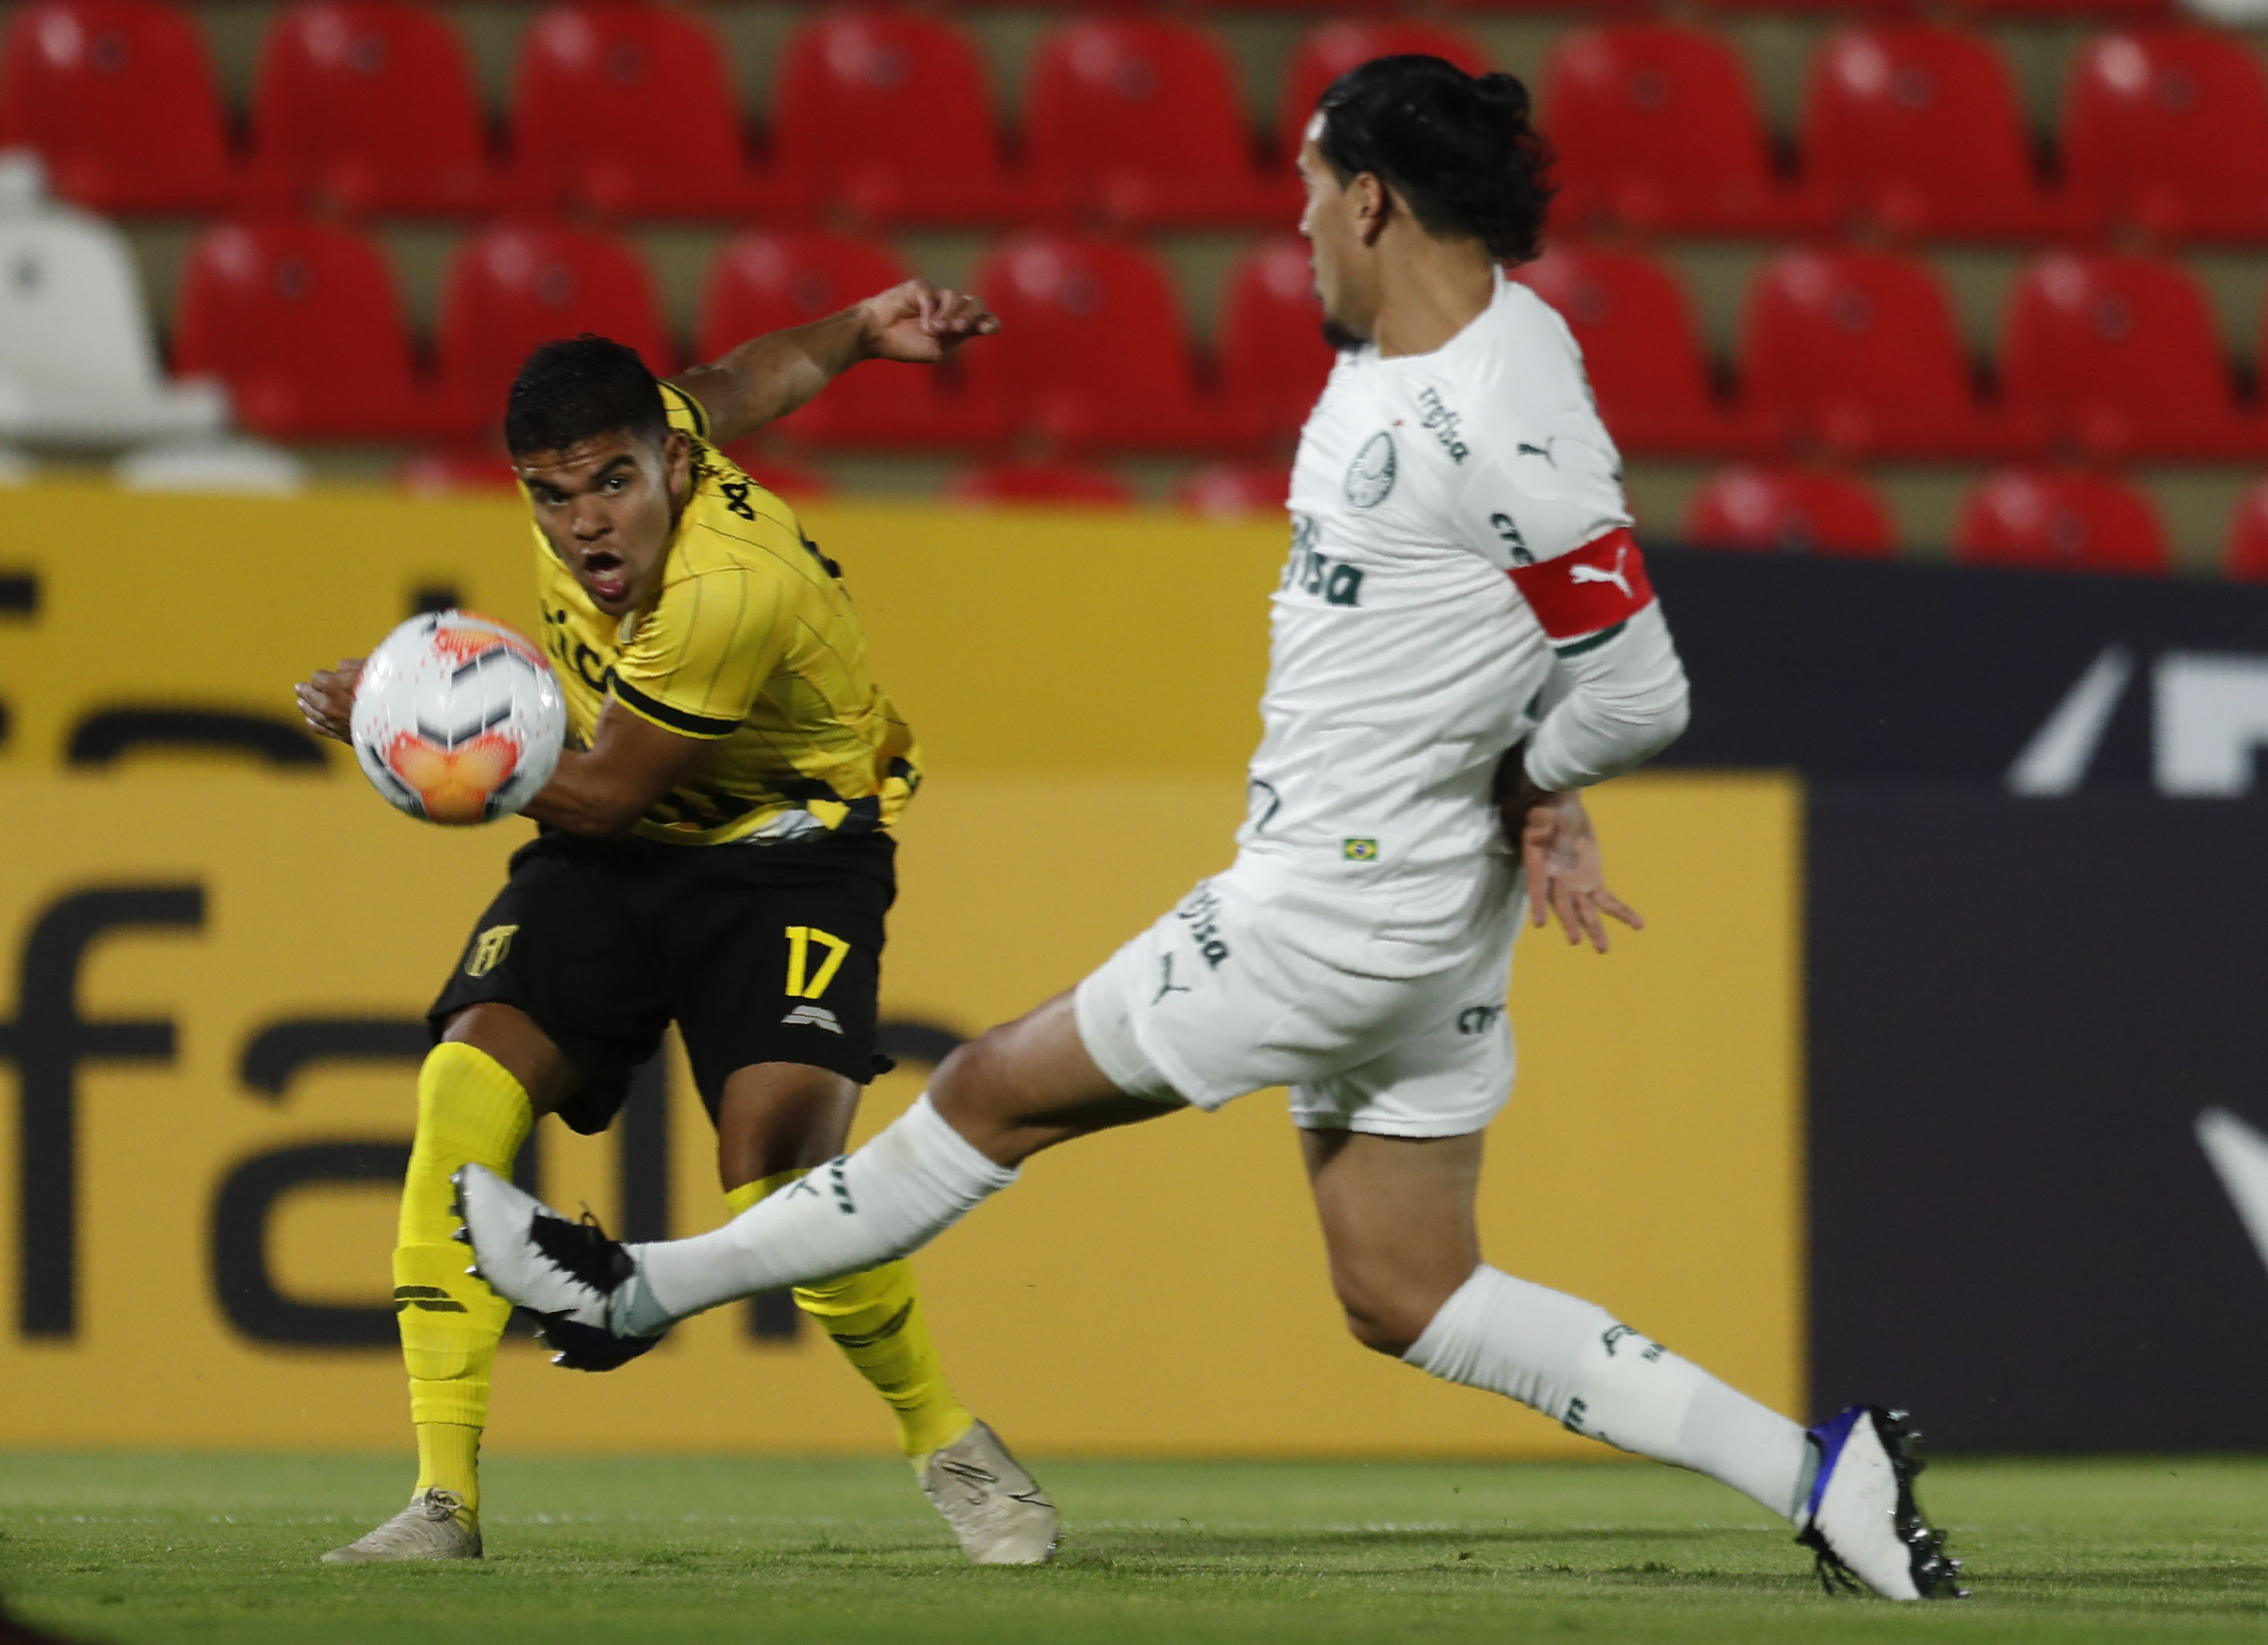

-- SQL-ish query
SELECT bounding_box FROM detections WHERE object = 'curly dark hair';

[1313,56,1555,266]
[503,334,670,457]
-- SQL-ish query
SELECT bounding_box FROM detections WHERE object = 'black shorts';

[428,829,896,1135]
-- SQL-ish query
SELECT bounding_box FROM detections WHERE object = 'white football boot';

[919,1420,1059,1565]
[321,1489,481,1563]
[1795,1406,1966,1599]
[450,1163,664,1371]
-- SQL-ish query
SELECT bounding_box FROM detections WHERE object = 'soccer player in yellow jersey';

[293,283,1057,1565]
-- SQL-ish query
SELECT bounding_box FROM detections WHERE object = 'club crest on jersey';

[1344,432,1397,508]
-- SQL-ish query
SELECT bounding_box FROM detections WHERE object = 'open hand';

[293,659,363,744]
[1517,791,1643,953]
[859,280,999,365]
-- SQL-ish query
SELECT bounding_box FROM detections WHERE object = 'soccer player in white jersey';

[458,56,1963,1601]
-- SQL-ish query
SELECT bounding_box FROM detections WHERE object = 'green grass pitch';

[4,1451,2265,1643]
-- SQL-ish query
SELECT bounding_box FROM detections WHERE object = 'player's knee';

[927,1029,1014,1130]
[1331,1276,1432,1358]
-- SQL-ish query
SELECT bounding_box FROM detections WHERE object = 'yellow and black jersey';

[532,382,920,847]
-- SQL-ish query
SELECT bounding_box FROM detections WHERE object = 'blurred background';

[2,0,2268,1465]
[1,0,2267,561]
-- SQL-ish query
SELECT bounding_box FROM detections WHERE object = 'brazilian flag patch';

[1342,838,1379,862]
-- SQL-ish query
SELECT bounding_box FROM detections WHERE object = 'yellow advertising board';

[0,769,1799,1457]
[1,486,1801,1455]
[0,487,1286,781]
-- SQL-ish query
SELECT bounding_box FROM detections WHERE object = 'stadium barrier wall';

[0,488,1802,1456]
[15,487,2264,1452]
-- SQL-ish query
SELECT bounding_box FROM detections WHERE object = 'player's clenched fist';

[859,280,998,365]
[294,658,363,743]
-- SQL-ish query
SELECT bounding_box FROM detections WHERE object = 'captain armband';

[1504,527,1655,656]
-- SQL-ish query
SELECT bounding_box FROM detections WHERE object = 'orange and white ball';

[351,612,565,825]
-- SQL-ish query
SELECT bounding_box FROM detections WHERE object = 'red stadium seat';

[435,222,673,435]
[1178,461,1289,519]
[768,9,1016,226]
[1952,468,2169,575]
[1025,19,1274,228]
[962,232,1214,452]
[507,3,751,219]
[1682,463,1895,557]
[1217,236,1334,446]
[1513,244,1752,457]
[248,1,491,217]
[1545,25,1819,236]
[1276,22,1487,162]
[2001,251,2256,460]
[2223,477,2268,582]
[2063,29,2268,243]
[0,0,233,213]
[1799,25,2080,240]
[1739,247,2007,460]
[695,229,968,449]
[173,218,429,439]
[945,460,1134,507]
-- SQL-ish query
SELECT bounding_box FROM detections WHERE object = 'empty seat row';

[1692,463,2268,582]
[1554,22,2268,242]
[0,0,1304,224]
[167,219,1334,449]
[826,456,2262,586]
[164,216,2268,461]
[7,0,2266,243]
[1524,242,2268,462]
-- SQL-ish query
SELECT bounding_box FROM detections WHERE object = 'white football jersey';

[1241,270,1636,875]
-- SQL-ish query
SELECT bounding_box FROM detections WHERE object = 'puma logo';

[1567,543,1633,599]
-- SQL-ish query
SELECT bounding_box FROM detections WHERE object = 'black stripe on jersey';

[663,382,711,440]
[1553,622,1626,659]
[611,674,739,738]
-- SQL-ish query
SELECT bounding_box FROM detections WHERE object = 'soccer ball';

[350,611,566,825]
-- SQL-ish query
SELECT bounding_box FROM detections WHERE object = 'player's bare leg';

[712,1060,1059,1565]
[927,992,1178,1165]
[1300,1126,1961,1599]
[325,1004,578,1564]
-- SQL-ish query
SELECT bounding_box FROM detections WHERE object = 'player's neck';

[1366,241,1497,361]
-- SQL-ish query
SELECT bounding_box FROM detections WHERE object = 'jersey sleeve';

[659,381,712,443]
[609,567,786,738]
[1446,439,1653,653]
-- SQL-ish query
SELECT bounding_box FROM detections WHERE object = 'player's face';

[517,426,695,617]
[1297,134,1375,345]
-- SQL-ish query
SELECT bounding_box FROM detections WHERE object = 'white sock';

[617,1095,1015,1335]
[1403,1265,1814,1522]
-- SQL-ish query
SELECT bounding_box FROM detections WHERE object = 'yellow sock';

[728,1172,975,1463]
[398,1042,534,1524]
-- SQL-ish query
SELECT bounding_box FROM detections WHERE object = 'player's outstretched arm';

[517,702,707,836]
[671,280,998,447]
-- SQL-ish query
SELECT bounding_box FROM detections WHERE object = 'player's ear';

[661,426,694,505]
[1353,172,1392,246]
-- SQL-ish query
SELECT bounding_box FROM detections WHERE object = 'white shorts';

[1072,850,1520,1138]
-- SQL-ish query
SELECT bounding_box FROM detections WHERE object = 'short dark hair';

[1314,56,1554,266]
[503,334,670,457]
